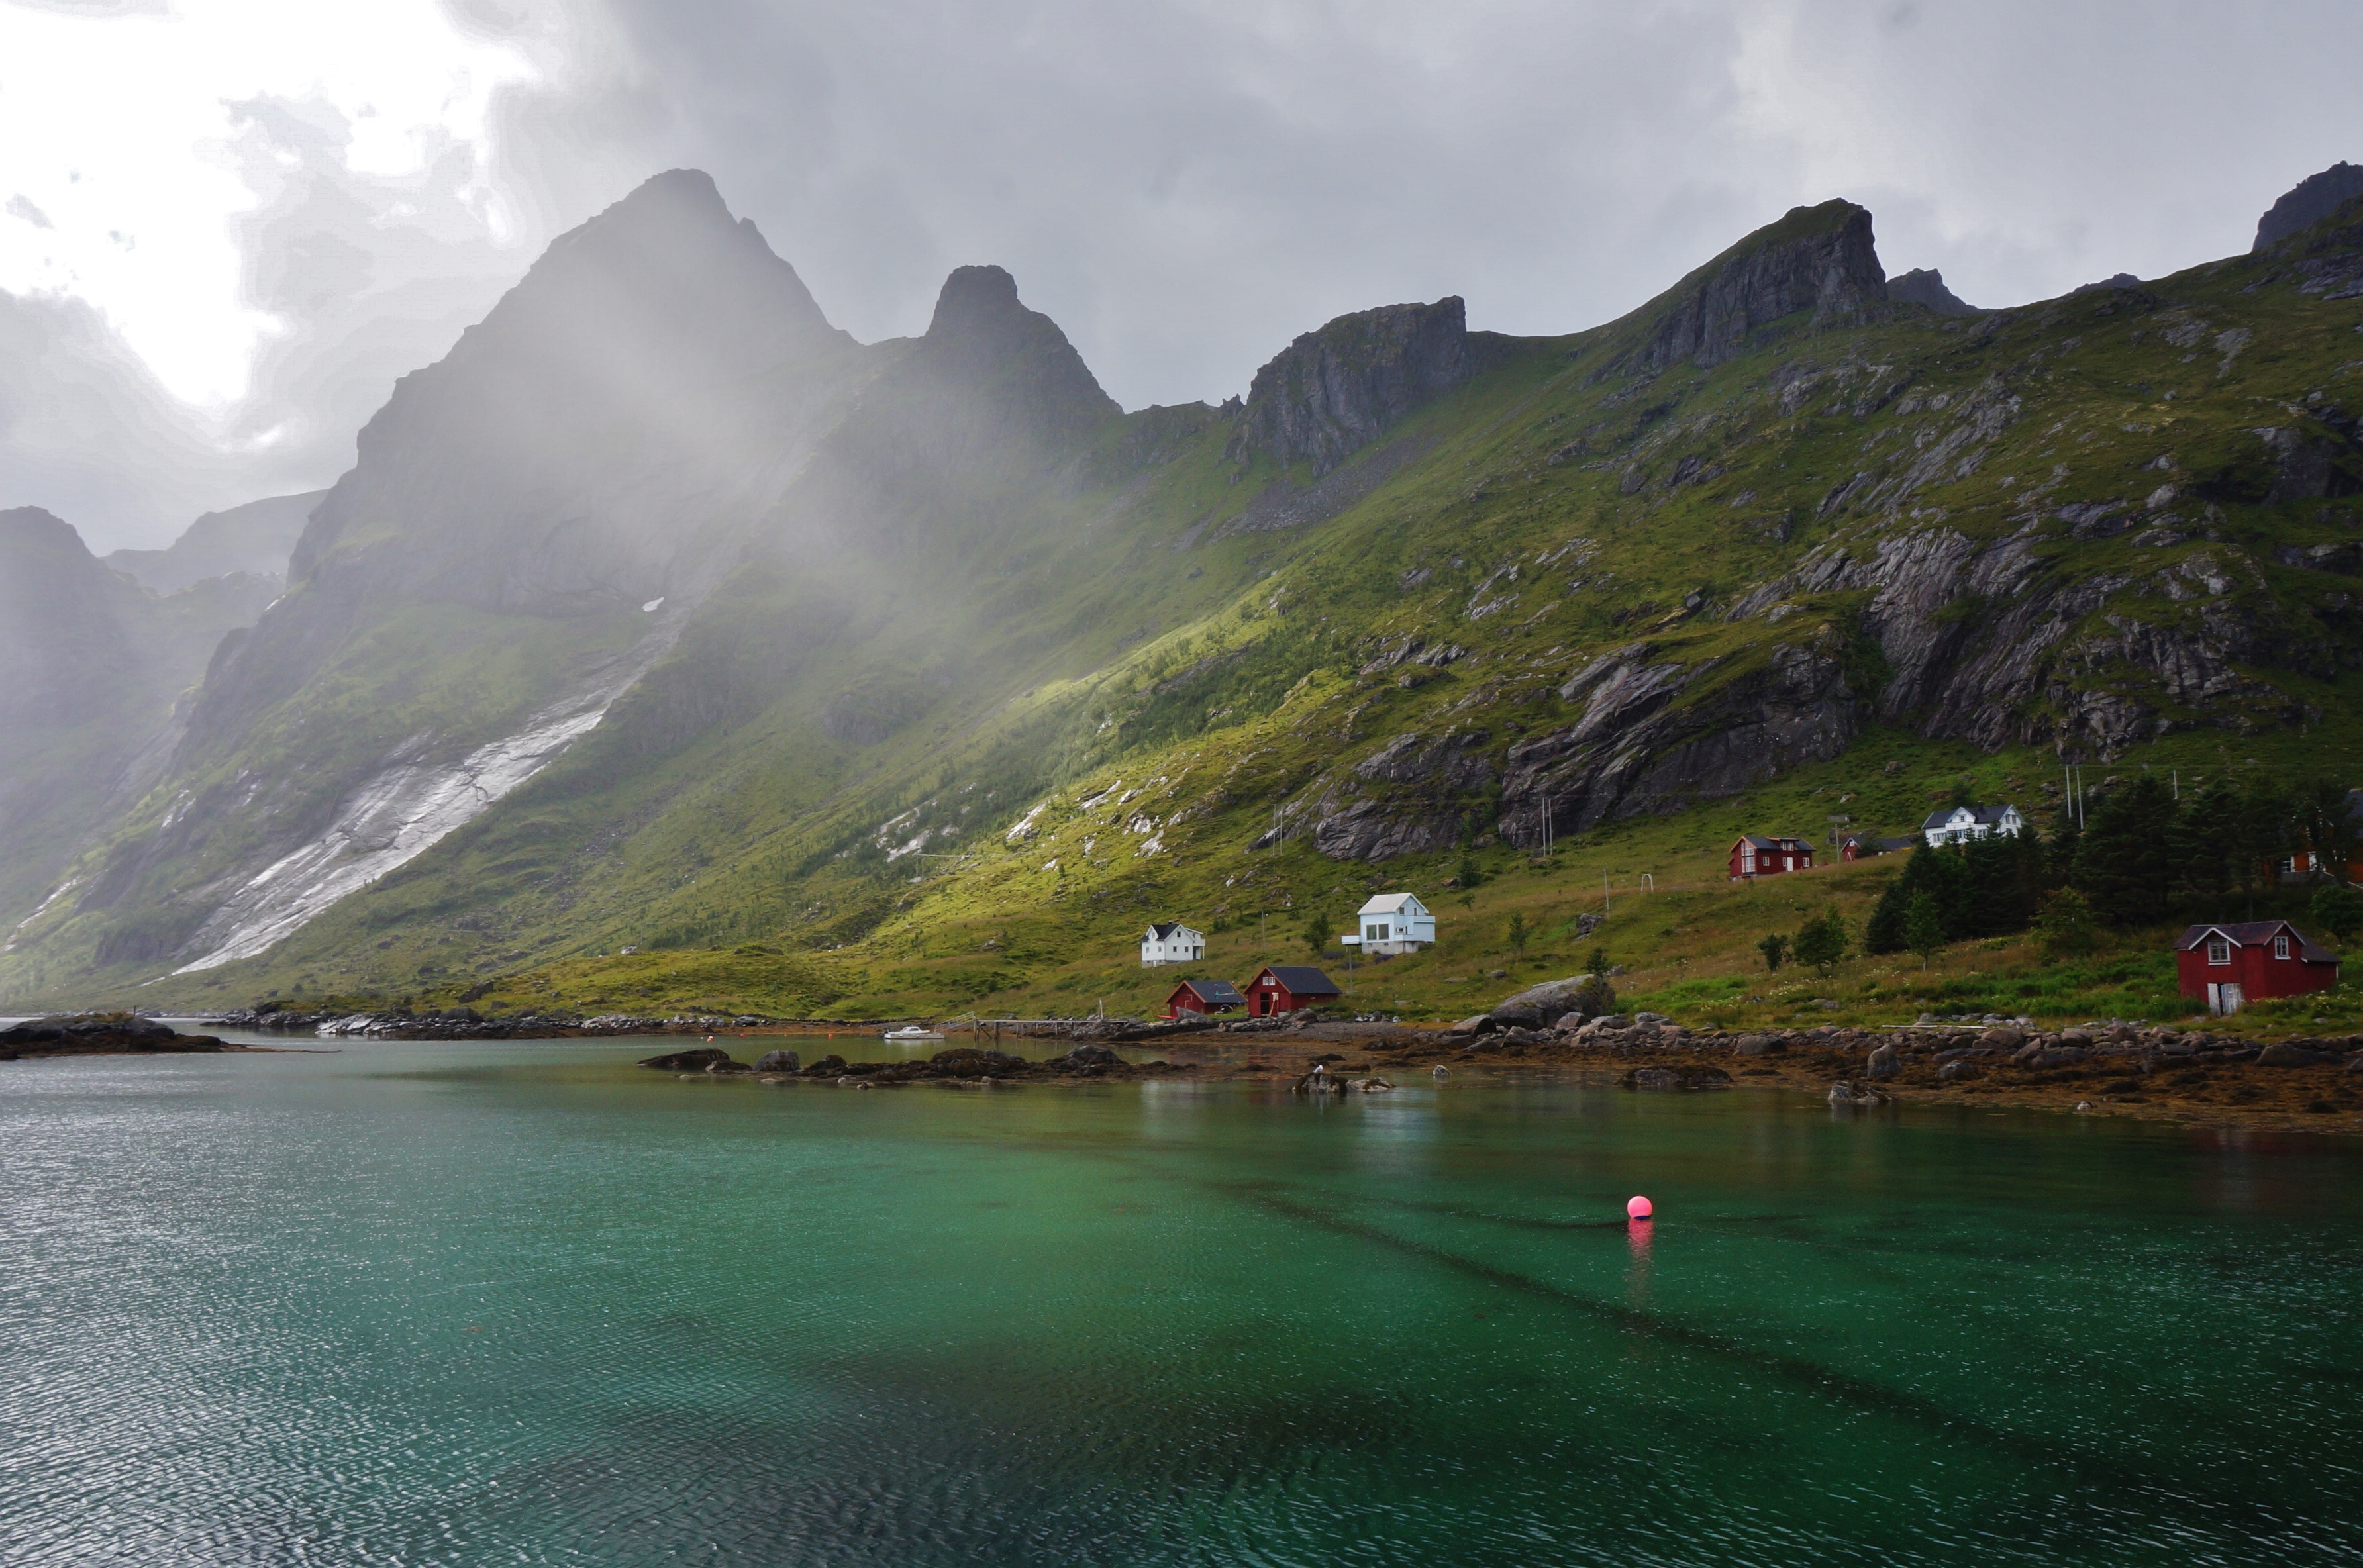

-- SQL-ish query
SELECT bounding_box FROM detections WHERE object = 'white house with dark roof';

[1343,892,1435,956]
[1140,922,1205,966]
[1921,803,2023,847]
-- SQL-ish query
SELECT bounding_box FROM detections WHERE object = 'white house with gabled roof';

[1344,892,1435,956]
[1140,922,1205,966]
[1921,803,2023,847]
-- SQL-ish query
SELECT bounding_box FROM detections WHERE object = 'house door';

[2209,983,2246,1016]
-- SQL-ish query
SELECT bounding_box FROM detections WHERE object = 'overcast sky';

[3,0,2359,552]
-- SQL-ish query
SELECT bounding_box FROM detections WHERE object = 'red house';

[1840,834,1916,862]
[1244,965,1342,1017]
[1729,835,1814,880]
[1165,978,1246,1019]
[2174,920,2341,1015]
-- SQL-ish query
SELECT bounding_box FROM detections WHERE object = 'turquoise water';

[3,1036,2360,1565]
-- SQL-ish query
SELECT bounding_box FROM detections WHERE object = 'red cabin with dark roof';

[1244,965,1342,1017]
[1729,835,1813,880]
[2174,920,2340,1015]
[1164,979,1246,1019]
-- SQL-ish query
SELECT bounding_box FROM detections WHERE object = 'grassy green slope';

[20,201,2363,1022]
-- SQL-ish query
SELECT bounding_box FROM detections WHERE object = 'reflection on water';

[3,1036,2360,1566]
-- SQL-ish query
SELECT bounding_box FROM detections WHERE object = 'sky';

[3,0,2360,553]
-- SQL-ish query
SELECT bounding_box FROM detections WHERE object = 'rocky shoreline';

[197,1005,1238,1042]
[636,1040,1196,1086]
[1252,1014,2363,1136]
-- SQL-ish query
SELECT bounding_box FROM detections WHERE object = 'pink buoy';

[1626,1195,1654,1220]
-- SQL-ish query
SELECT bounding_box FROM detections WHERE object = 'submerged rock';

[638,1046,740,1072]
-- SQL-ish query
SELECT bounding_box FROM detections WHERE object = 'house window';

[2207,938,2231,966]
[2274,934,2291,960]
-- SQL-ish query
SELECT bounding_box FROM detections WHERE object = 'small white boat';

[883,1026,945,1043]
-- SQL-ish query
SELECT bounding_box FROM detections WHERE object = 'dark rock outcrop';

[0,1016,228,1059]
[1496,637,1858,847]
[636,1046,740,1071]
[1886,268,1978,317]
[1636,200,1887,371]
[2255,162,2363,250]
[1227,297,1485,474]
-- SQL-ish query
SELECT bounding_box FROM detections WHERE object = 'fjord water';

[3,1040,2359,1567]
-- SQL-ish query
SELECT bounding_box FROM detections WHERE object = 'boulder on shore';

[1491,973,1616,1029]
[754,1049,801,1073]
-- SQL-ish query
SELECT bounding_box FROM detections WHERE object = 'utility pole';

[1827,813,1851,862]
[1603,871,1611,916]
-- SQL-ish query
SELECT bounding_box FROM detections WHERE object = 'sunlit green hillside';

[9,191,2362,1020]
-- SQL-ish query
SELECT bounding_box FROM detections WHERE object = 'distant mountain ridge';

[5,162,2362,1012]
[103,490,322,594]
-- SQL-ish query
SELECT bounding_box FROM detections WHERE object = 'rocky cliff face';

[1636,200,1887,370]
[1225,297,1483,474]
[2254,162,2363,250]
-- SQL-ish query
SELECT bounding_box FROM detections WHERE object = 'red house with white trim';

[2174,920,2341,1015]
[1164,979,1246,1019]
[1729,835,1814,880]
[1244,965,1342,1017]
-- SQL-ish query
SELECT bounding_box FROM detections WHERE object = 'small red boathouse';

[1244,965,1342,1017]
[1164,978,1246,1019]
[2174,920,2340,1015]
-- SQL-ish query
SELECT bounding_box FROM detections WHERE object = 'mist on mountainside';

[2,160,2360,1014]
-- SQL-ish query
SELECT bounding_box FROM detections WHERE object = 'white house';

[1140,922,1205,966]
[1921,803,2024,847]
[1343,892,1436,957]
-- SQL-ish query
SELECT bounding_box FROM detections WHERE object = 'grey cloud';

[5,195,52,230]
[0,290,252,547]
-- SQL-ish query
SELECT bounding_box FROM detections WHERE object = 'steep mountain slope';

[6,177,2362,1014]
[103,489,325,593]
[0,508,272,949]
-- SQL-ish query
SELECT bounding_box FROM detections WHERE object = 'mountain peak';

[1886,267,1978,317]
[927,264,1026,338]
[1633,198,1886,371]
[912,264,1117,440]
[2255,161,2363,251]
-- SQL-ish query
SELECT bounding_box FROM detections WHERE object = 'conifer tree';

[2072,775,2179,927]
[1903,893,1944,968]
[1792,906,1849,971]
[2033,887,2100,958]
[2170,781,2242,906]
[2311,883,2363,944]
